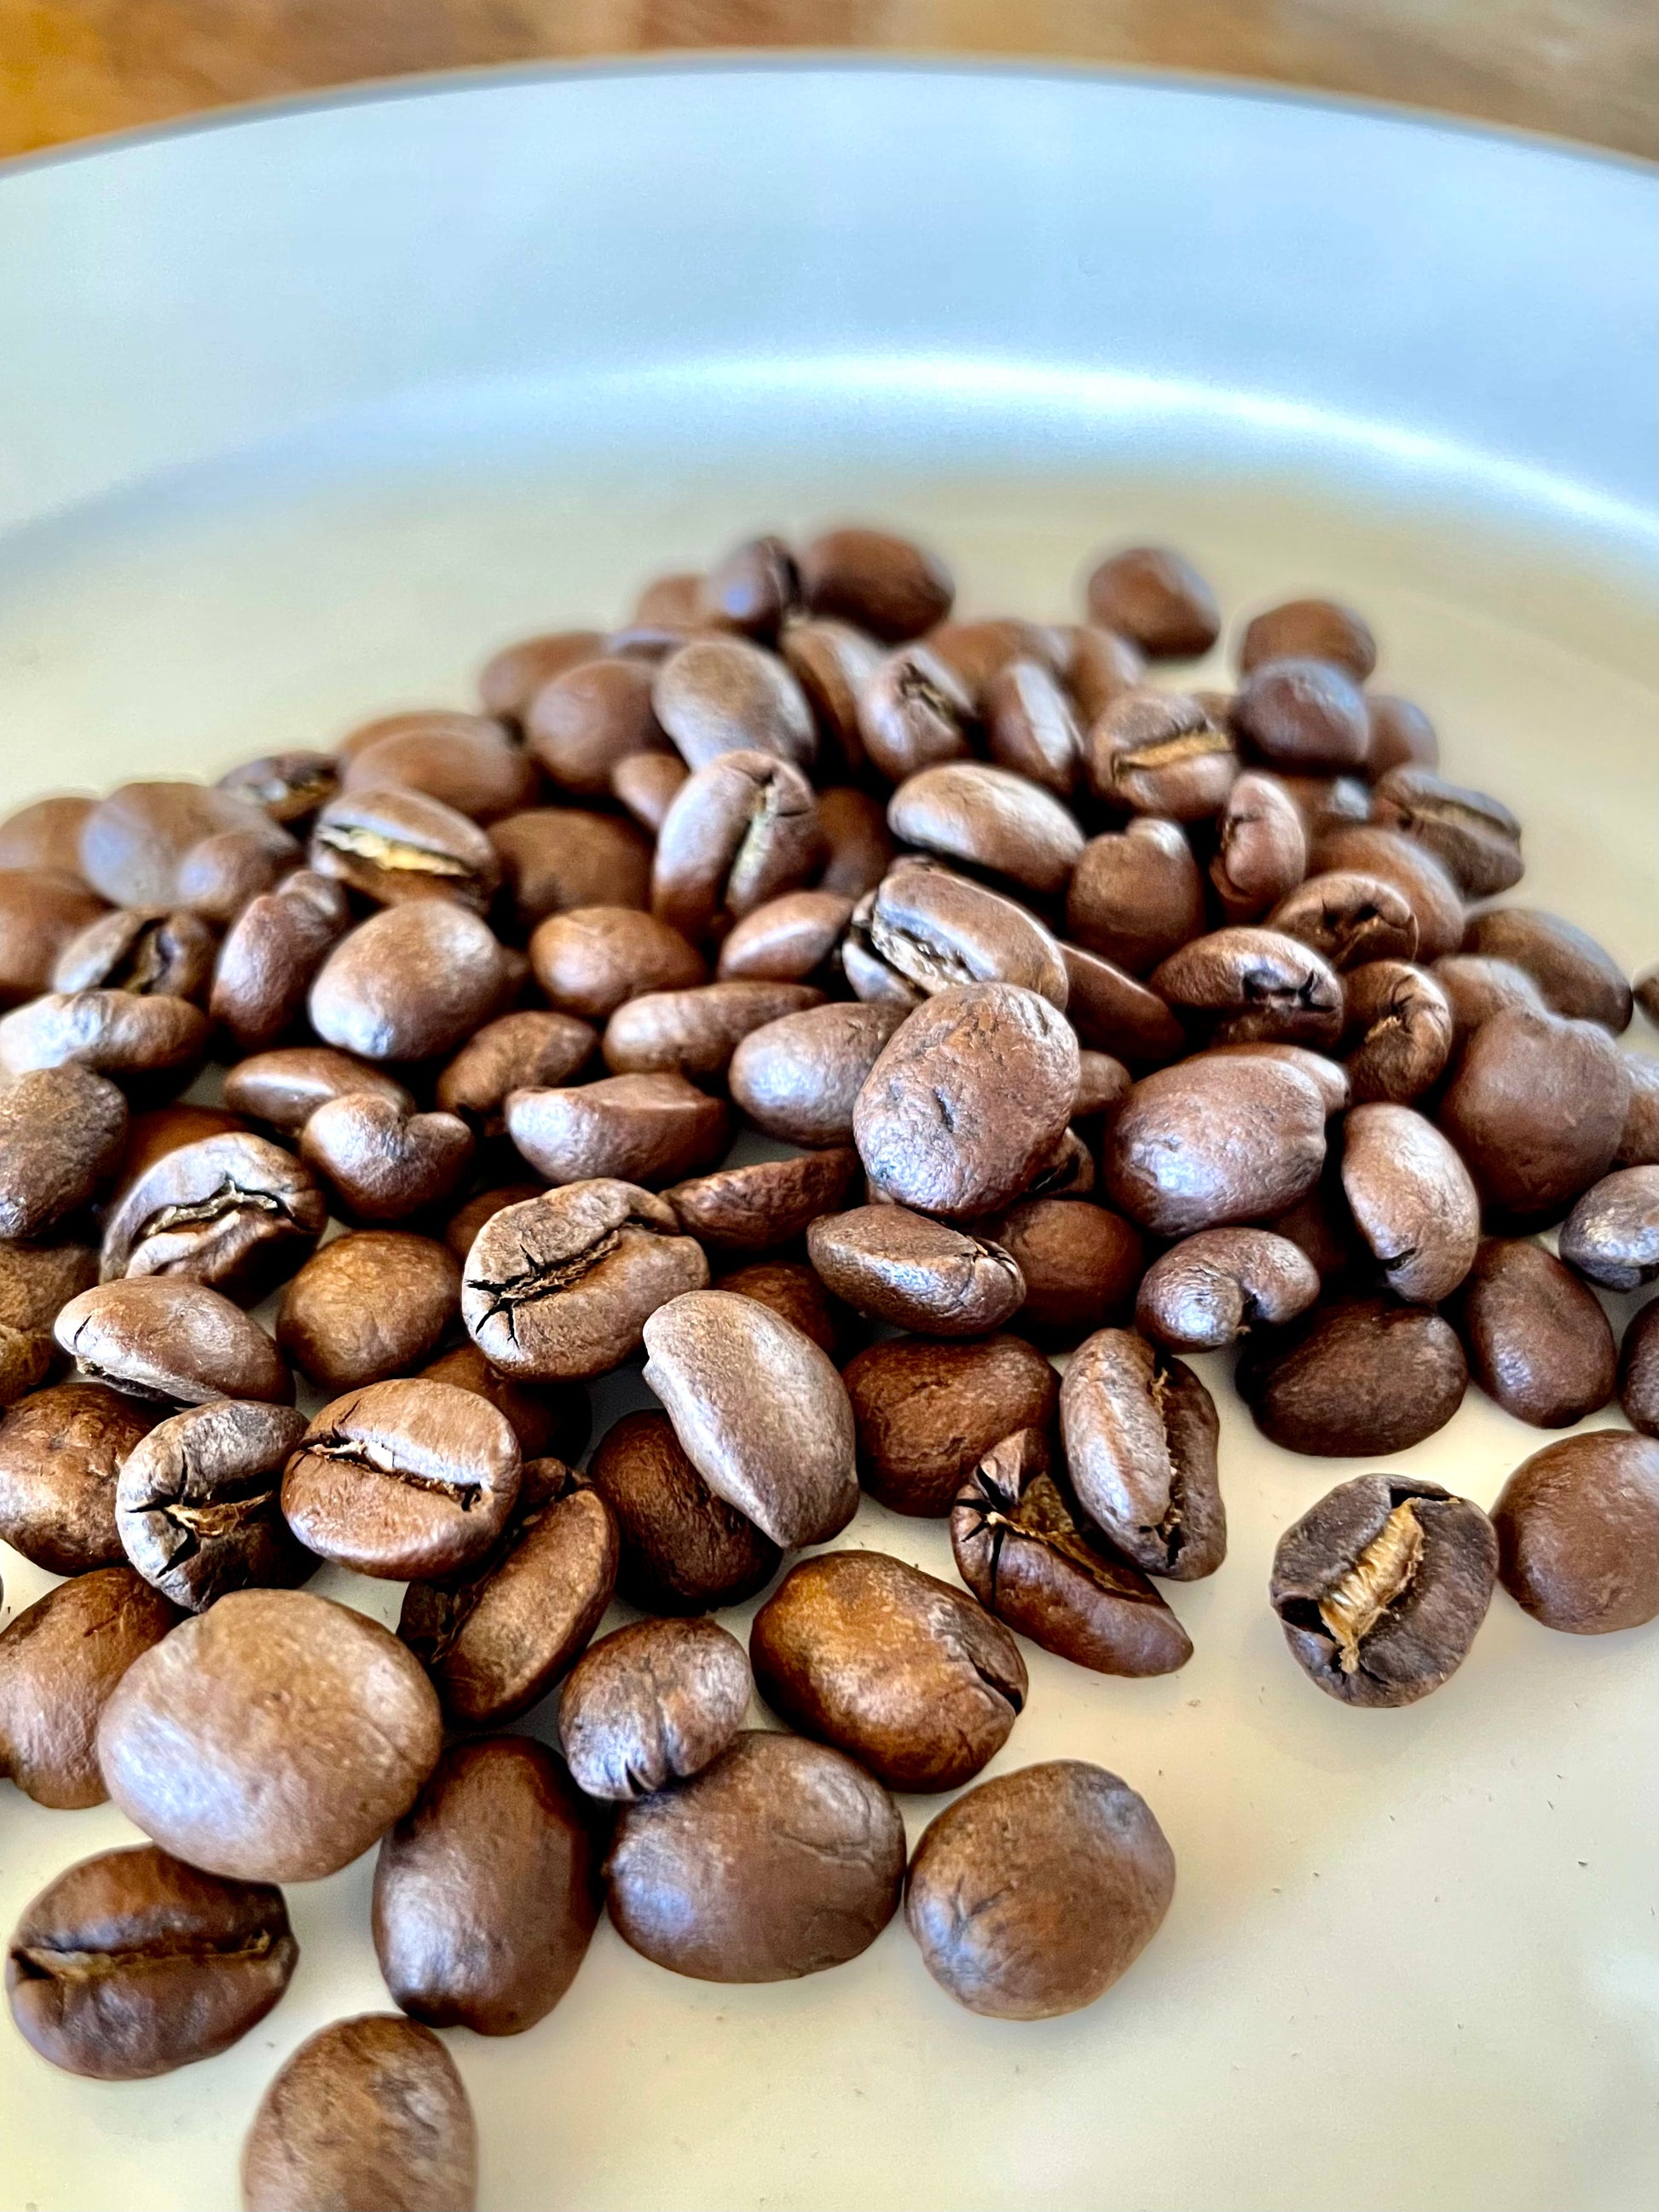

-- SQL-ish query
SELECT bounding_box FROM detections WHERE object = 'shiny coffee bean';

[78,780,298,919]
[529,904,706,1019]
[1086,546,1219,656]
[218,748,338,825]
[481,630,606,722]
[1558,1166,1659,1291]
[1371,767,1523,898]
[1459,907,1632,1034]
[1268,869,1419,970]
[1616,1054,1659,1168]
[1339,1101,1479,1302]
[0,1382,154,1573]
[1239,597,1377,679]
[117,1400,312,1609]
[1105,1050,1327,1235]
[1060,1329,1224,1580]
[1059,940,1187,1065]
[277,1230,460,1395]
[309,901,509,1064]
[0,1568,178,1808]
[1340,959,1454,1102]
[1235,657,1369,771]
[1437,1008,1629,1225]
[887,762,1085,895]
[0,795,95,880]
[716,888,854,981]
[816,784,895,897]
[651,750,823,943]
[560,1617,750,1800]
[0,990,210,1092]
[490,806,652,929]
[1449,1238,1616,1428]
[806,1204,1025,1336]
[436,1009,595,1135]
[986,1198,1142,1340]
[855,644,976,782]
[665,1147,858,1254]
[1135,1227,1320,1351]
[343,718,538,823]
[210,870,350,1051]
[52,905,217,1000]
[799,526,953,641]
[0,867,109,1006]
[6,1844,298,2079]
[1492,1432,1658,1634]
[728,1001,906,1146]
[100,1131,327,1301]
[1239,1293,1466,1454]
[984,657,1086,795]
[1209,771,1307,921]
[111,1104,250,1200]
[843,1331,1059,1517]
[906,1760,1175,2019]
[56,1278,292,1406]
[1619,1300,1658,1435]
[1312,822,1465,962]
[604,979,825,1082]
[442,1183,542,1260]
[604,1730,905,1982]
[652,637,816,772]
[301,1092,474,1222]
[1363,693,1439,777]
[0,1064,127,1239]
[222,1043,413,1135]
[1152,927,1344,1049]
[508,1071,729,1187]
[524,656,670,795]
[844,863,1069,1008]
[778,619,882,776]
[586,1408,778,1614]
[1086,689,1237,821]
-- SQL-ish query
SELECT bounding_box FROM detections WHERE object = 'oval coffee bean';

[887,762,1084,894]
[1239,1293,1466,1455]
[1057,941,1186,1066]
[1060,1329,1224,1580]
[587,1408,778,1614]
[1557,1166,1659,1291]
[650,750,823,943]
[664,1147,858,1255]
[523,655,666,791]
[1240,597,1376,679]
[0,1066,127,1237]
[277,1229,460,1394]
[1621,1299,1659,1435]
[1339,1102,1479,1302]
[1235,657,1369,771]
[0,868,107,1006]
[1340,959,1454,1102]
[210,871,351,1052]
[529,904,705,1019]
[100,1131,327,1301]
[1066,622,1148,719]
[78,780,296,917]
[1086,689,1237,820]
[604,1730,905,1982]
[843,862,1069,1007]
[56,1278,292,1406]
[855,641,977,782]
[1438,1008,1629,1225]
[0,797,95,879]
[1616,1055,1659,1168]
[490,806,652,929]
[1105,1051,1327,1236]
[1152,927,1344,1048]
[1209,771,1307,921]
[419,1342,588,1465]
[651,637,816,771]
[844,1331,1059,1516]
[1366,693,1439,776]
[1448,1239,1617,1429]
[309,901,509,1063]
[817,784,895,898]
[116,1400,313,1609]
[0,1381,155,1574]
[97,1588,442,1882]
[985,657,1085,794]
[728,1001,906,1146]
[0,1568,179,1808]
[342,720,538,823]
[905,1760,1175,2019]
[1066,817,1206,974]
[716,888,854,981]
[603,979,824,1082]
[435,1008,596,1135]
[1135,1227,1321,1351]
[1270,1474,1497,1706]
[222,1043,413,1134]
[610,752,689,829]
[799,525,953,641]
[806,1204,1024,1336]
[1370,767,1523,898]
[779,620,883,775]
[372,1737,601,2035]
[1460,907,1631,1033]
[1493,1432,1659,1633]
[559,1617,750,1801]
[6,1845,297,2079]
[1086,545,1219,656]
[507,1071,730,1187]
[1268,870,1419,971]
[986,1198,1143,1340]
[309,783,501,910]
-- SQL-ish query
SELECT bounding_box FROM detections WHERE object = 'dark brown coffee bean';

[728,1001,906,1146]
[0,1567,178,1808]
[1205,1039,1350,1114]
[778,618,882,776]
[1073,1048,1132,1120]
[604,1730,905,1982]
[1066,817,1205,975]
[241,2013,477,2212]
[0,1382,153,1572]
[417,1343,587,1464]
[1269,1159,1372,1283]
[1208,771,1308,921]
[716,889,854,981]
[1312,823,1465,962]
[1152,927,1344,1048]
[223,1043,413,1135]
[887,762,1084,894]
[1363,693,1439,777]
[1448,1238,1616,1427]
[1135,1227,1319,1350]
[1438,1008,1629,1225]
[489,806,652,929]
[642,1290,857,1546]
[856,642,976,782]
[906,1760,1175,2019]
[1268,869,1419,971]
[309,901,509,1065]
[507,1071,730,1187]
[1340,1101,1479,1302]
[845,862,1069,1009]
[218,749,339,826]
[109,1106,247,1204]
[78,781,298,919]
[529,904,706,1019]
[1620,1299,1658,1435]
[115,1399,312,1609]
[523,656,669,795]
[1492,1432,1657,1635]
[464,1181,708,1381]
[373,1736,601,2034]
[665,1147,858,1254]
[1235,657,1369,771]
[799,526,953,641]
[1340,959,1454,1102]
[806,1204,1024,1335]
[1271,1473,1497,1705]
[1239,597,1377,679]
[1239,1293,1466,1454]
[816,784,895,898]
[1616,1054,1659,1168]
[844,1331,1059,1516]
[951,1429,1191,1675]
[56,1278,292,1406]
[652,637,817,774]
[651,750,823,942]
[1086,689,1238,821]
[0,795,95,880]
[7,1843,298,2080]
[1369,767,1523,898]
[560,1617,749,1800]
[0,867,108,1006]
[442,1183,542,1260]
[716,1258,845,1356]
[435,1009,595,1135]
[100,1131,327,1301]
[343,719,538,823]
[400,1461,617,1726]
[0,1240,96,1407]
[479,630,605,721]
[277,1230,460,1394]
[1064,622,1148,720]
[586,1407,778,1614]
[52,905,217,1000]
[0,989,210,1091]
[300,1094,476,1225]
[1460,907,1632,1033]
[604,979,825,1082]
[1025,1125,1098,1200]
[1105,1051,1327,1235]
[854,981,1079,1218]
[209,869,350,1051]
[1086,546,1218,656]
[984,658,1085,795]
[1558,1166,1659,1290]
[0,1064,127,1238]
[1059,1328,1223,1580]
[986,1198,1142,1340]
[1636,967,1659,1026]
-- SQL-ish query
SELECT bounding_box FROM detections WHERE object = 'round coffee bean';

[1558,1166,1659,1291]
[844,1331,1059,1516]
[664,1148,858,1255]
[1312,823,1465,962]
[7,1845,297,2079]
[651,750,823,943]
[799,526,953,641]
[887,763,1084,895]
[1086,546,1219,656]
[806,1204,1024,1336]
[1340,959,1454,1102]
[529,904,705,1019]
[490,806,652,929]
[604,979,824,1082]
[1135,1227,1320,1350]
[1370,768,1523,898]
[986,1198,1142,1340]
[1449,1239,1617,1429]
[717,888,854,981]
[0,1381,154,1573]
[100,1131,327,1302]
[78,781,297,917]
[117,1400,313,1609]
[604,1730,905,1982]
[523,656,668,794]
[1235,658,1369,771]
[905,1760,1175,2019]
[1619,1299,1657,1435]
[478,630,605,721]
[1105,1050,1328,1236]
[211,871,351,1051]
[560,1617,750,1800]
[610,753,686,825]
[985,658,1085,795]
[1438,1008,1629,1225]
[1086,689,1238,821]
[716,1257,845,1355]
[1153,927,1344,1049]
[843,863,1069,1008]
[240,2013,477,2212]
[52,905,217,999]
[55,1278,292,1406]
[1270,1473,1498,1706]
[309,901,509,1064]
[277,1229,459,1394]
[98,1588,442,1882]
[0,1568,178,1808]
[587,1407,777,1614]
[0,1064,127,1239]
[1059,1329,1224,1580]
[1239,1294,1466,1455]
[223,1043,413,1135]
[1268,870,1419,972]
[219,749,338,826]
[1339,1102,1479,1302]
[508,1071,729,1187]
[1209,771,1308,922]
[1492,1433,1658,1634]
[1066,817,1205,975]
[728,1001,906,1147]
[1239,597,1377,679]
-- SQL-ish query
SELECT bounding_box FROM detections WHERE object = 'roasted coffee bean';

[779,619,883,775]
[1152,927,1344,1048]
[1205,1039,1349,1114]
[400,1461,616,1725]
[0,1239,97,1407]
[1492,1432,1658,1634]
[806,1204,1025,1335]
[6,1844,298,2080]
[1066,819,1205,978]
[78,781,298,920]
[624,563,704,624]
[0,795,95,880]
[100,1131,327,1301]
[1026,1126,1097,1199]
[1370,767,1523,898]
[0,868,108,1005]
[443,1183,542,1260]
[1619,1299,1658,1435]
[373,1737,601,2034]
[1239,1293,1466,1454]
[587,1407,778,1614]
[298,1092,472,1222]
[98,1588,441,1881]
[1268,869,1419,971]
[277,1230,460,1394]
[887,762,1085,894]
[0,1064,127,1239]
[1086,689,1237,821]
[604,979,824,1082]
[906,1760,1175,2019]
[1065,622,1148,720]
[845,863,1069,1009]
[1,1324,53,1406]
[665,1147,858,1254]
[1235,657,1369,771]
[984,658,1086,795]
[1339,1102,1478,1302]
[309,901,509,1064]
[285,1379,520,1580]
[1363,693,1439,777]
[855,981,1079,1218]
[604,1730,905,1982]
[219,749,339,825]
[799,526,953,641]
[1449,1238,1616,1428]
[1239,596,1377,679]
[951,1429,1191,1675]
[1105,1050,1327,1235]
[435,1009,595,1135]
[529,904,705,1019]
[642,1290,857,1546]
[1086,546,1219,657]
[0,1382,154,1573]
[0,989,210,1091]
[855,643,977,783]
[223,1043,413,1135]
[844,1331,1059,1516]
[0,1568,178,1808]
[110,1106,248,1204]
[753,1550,1026,1790]
[342,719,538,823]
[240,2013,477,2212]
[1616,1054,1659,1168]
[716,888,854,980]
[115,1399,311,1609]
[1636,966,1659,1025]
[1135,1227,1320,1350]
[209,869,350,1051]
[523,656,669,794]
[560,1617,750,1800]
[817,784,895,898]
[508,1071,729,1187]
[1059,1329,1224,1580]
[1209,771,1308,921]
[1340,959,1454,1102]
[717,1257,845,1355]
[1073,1048,1132,1119]
[418,1343,587,1464]
[652,637,817,773]
[650,750,823,943]
[1437,1008,1629,1224]
[1558,1165,1659,1291]
[729,1001,906,1146]
[52,906,216,1000]
[1460,907,1632,1034]
[986,1198,1142,1339]
[464,1181,708,1381]
[56,1278,292,1406]
[489,806,652,929]
[1280,771,1380,839]
[1054,945,1178,1070]
[1311,823,1465,962]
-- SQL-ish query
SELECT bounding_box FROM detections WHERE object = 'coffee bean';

[716,1258,846,1355]
[560,1617,750,1800]
[1027,1126,1098,1198]
[0,1065,127,1239]
[985,1198,1142,1340]
[0,796,95,881]
[1363,694,1439,777]
[1059,1328,1224,1580]
[0,989,210,1092]
[652,637,817,775]
[651,751,823,943]
[210,870,351,1051]
[1135,1227,1320,1350]
[1448,1239,1617,1428]
[1240,597,1377,679]
[78,781,298,919]
[1312,823,1465,962]
[1206,1039,1350,1114]
[277,1229,460,1393]
[1239,1293,1466,1454]
[1086,546,1219,656]
[300,1093,475,1222]
[1457,912,1631,1042]
[479,631,605,722]
[1616,1055,1659,1168]
[844,862,1070,1009]
[887,762,1085,894]
[1371,768,1523,898]
[1152,927,1344,1049]
[816,784,895,897]
[1235,657,1369,771]
[1063,622,1147,722]
[984,658,1086,795]
[117,1399,312,1609]
[603,979,825,1082]
[799,527,953,641]
[728,1001,906,1147]
[373,1737,601,2034]
[56,1278,292,1406]
[98,1588,442,1881]
[241,2013,477,2212]
[1086,689,1238,821]
[779,619,883,777]
[854,981,1079,1218]
[111,1106,250,1204]
[222,1043,413,1135]
[806,1204,1025,1335]
[0,1381,153,1573]
[489,806,652,929]
[434,1009,596,1136]
[507,1071,730,1187]
[0,868,108,1006]
[843,1331,1060,1515]
[309,902,509,1064]
[855,643,977,782]
[524,656,670,794]
[1073,1048,1132,1119]
[218,748,339,825]
[586,1407,778,1614]
[100,1130,327,1301]
[443,1183,542,1260]
[400,1461,617,1726]
[716,889,855,981]
[0,1239,96,1407]
[664,1147,858,1254]
[1437,1008,1629,1225]
[7,1844,298,2079]
[1492,1432,1658,1635]
[418,1343,587,1464]
[1340,959,1454,1102]
[1636,967,1659,1026]
[1268,869,1419,971]
[1105,1050,1327,1235]
[1558,1164,1658,1291]
[52,905,217,1000]
[1620,1299,1658,1435]
[529,904,706,1019]
[604,1730,905,1982]
[905,1760,1175,2019]
[642,1289,857,1546]
[0,1568,178,1808]
[1271,1173,1387,1306]
[1208,771,1308,922]
[1052,944,1181,1070]
[342,719,538,823]
[1339,1101,1479,1302]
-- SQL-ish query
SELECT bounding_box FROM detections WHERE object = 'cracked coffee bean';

[651,750,823,943]
[55,1278,293,1406]
[52,906,217,1000]
[0,1380,156,1574]
[1340,959,1454,1102]
[587,1407,777,1614]
[1492,1432,1659,1635]
[0,1567,179,1809]
[0,1064,128,1239]
[1086,689,1238,820]
[855,641,977,782]
[1311,822,1465,962]
[1557,1165,1659,1291]
[559,1616,750,1802]
[842,862,1069,1008]
[100,1131,327,1302]
[664,1147,858,1254]
[1085,545,1219,657]
[115,1399,313,1610]
[1152,927,1344,1048]
[1060,1328,1225,1580]
[1240,1293,1466,1455]
[1135,1227,1321,1351]
[806,1203,1025,1336]
[1338,1101,1479,1303]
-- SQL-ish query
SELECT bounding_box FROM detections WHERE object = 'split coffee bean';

[52,904,216,1000]
[1491,1433,1659,1635]
[1268,870,1419,972]
[1239,1294,1466,1456]
[0,1568,179,1808]
[1135,1227,1320,1352]
[1340,959,1454,1102]
[117,1399,313,1609]
[1085,689,1238,821]
[1059,1329,1226,1580]
[586,1408,778,1614]
[1449,1239,1617,1428]
[843,1331,1059,1516]
[1369,767,1523,897]
[806,1204,1025,1336]
[98,1130,327,1301]
[842,860,1069,1007]
[0,1381,156,1574]
[559,1616,750,1800]
[650,750,823,941]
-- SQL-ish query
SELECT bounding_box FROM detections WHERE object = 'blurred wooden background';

[1,1,1654,160]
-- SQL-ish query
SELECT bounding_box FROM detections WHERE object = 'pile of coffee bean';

[2,523,1656,2209]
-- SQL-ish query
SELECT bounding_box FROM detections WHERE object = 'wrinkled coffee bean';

[717,888,854,981]
[1449,1239,1616,1428]
[728,1001,906,1146]
[490,806,653,929]
[1086,546,1219,656]
[985,657,1086,794]
[508,1071,729,1187]
[1152,927,1344,1048]
[1059,1329,1224,1580]
[1209,771,1307,921]
[843,1331,1060,1516]
[1619,1298,1658,1435]
[222,1043,412,1134]
[604,979,824,1082]
[843,863,1069,1008]
[1268,870,1419,971]
[0,1064,127,1239]
[52,906,217,1000]
[560,1617,750,1800]
[1235,657,1369,771]
[1557,1166,1659,1291]
[1340,959,1454,1102]
[1437,1008,1629,1225]
[1066,817,1205,975]
[529,904,705,1019]
[100,1131,327,1301]
[665,1147,858,1253]
[1135,1227,1320,1350]
[586,1408,778,1614]
[78,781,297,919]
[1270,1473,1497,1705]
[0,1381,154,1573]
[806,1204,1025,1335]
[117,1399,312,1609]
[799,526,953,641]
[309,901,509,1064]
[1239,597,1377,679]
[1371,767,1523,898]
[0,989,209,1091]
[56,1278,292,1406]
[1491,1432,1658,1634]
[1339,1101,1478,1302]
[651,750,823,943]
[1239,1293,1466,1454]
[277,1229,460,1394]
[986,1198,1142,1340]
[889,761,1085,895]
[0,1567,178,1808]
[210,870,350,1051]
[1087,689,1238,821]
[1106,1050,1327,1235]
[523,656,668,794]
[652,637,816,773]
[1312,823,1465,962]
[218,748,338,825]
[300,1092,474,1222]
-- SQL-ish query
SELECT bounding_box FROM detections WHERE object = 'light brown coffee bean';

[309,900,511,1066]
[339,713,535,821]
[1433,950,1551,1042]
[651,750,824,943]
[209,870,350,1051]
[115,1399,313,1611]
[604,979,825,1082]
[478,629,606,722]
[300,1095,477,1227]
[100,1131,327,1301]
[1371,768,1523,898]
[0,868,109,1006]
[507,1071,728,1187]
[56,1279,292,1406]
[984,658,1086,795]
[855,643,977,783]
[1087,689,1238,821]
[489,806,653,929]
[816,784,895,898]
[1557,1165,1659,1291]
[78,781,298,918]
[309,784,501,912]
[0,990,210,1091]
[653,636,818,773]
[1341,960,1454,1102]
[1209,771,1308,921]
[1135,1227,1320,1351]
[0,796,95,881]
[778,618,883,777]
[986,1198,1143,1341]
[1268,869,1419,971]
[523,656,670,794]
[1235,657,1369,771]
[1312,823,1465,962]
[51,906,216,1001]
[1152,927,1344,1049]
[0,1381,154,1574]
[435,1010,596,1135]
[277,1230,460,1394]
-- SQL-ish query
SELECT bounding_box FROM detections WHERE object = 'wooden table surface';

[1,1,1654,163]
